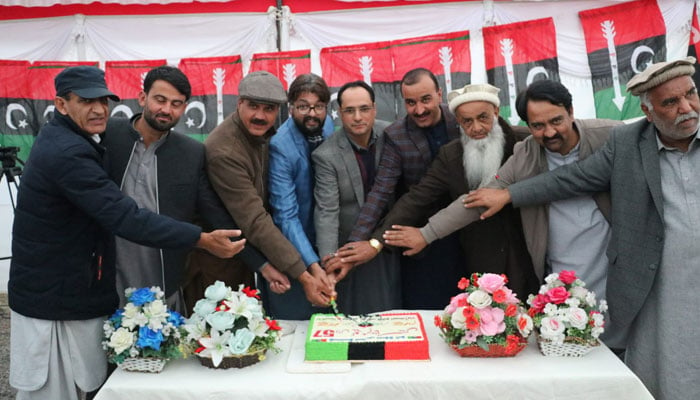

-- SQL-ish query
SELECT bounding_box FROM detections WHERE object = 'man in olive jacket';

[198,71,334,317]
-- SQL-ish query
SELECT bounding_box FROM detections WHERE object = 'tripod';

[1,146,23,261]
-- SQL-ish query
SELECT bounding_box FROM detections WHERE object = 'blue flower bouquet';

[102,287,185,372]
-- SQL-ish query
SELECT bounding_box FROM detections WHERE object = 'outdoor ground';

[1,292,16,399]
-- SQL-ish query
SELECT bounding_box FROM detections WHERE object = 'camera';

[1,146,23,182]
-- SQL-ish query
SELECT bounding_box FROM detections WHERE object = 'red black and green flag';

[1,60,32,162]
[483,18,558,126]
[105,59,167,121]
[320,40,395,126]
[580,0,666,120]
[178,55,243,141]
[1,61,97,161]
[688,3,700,89]
[390,30,471,120]
[249,50,311,91]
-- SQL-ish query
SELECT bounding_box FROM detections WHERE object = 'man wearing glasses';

[268,73,336,319]
[313,80,400,315]
[333,68,462,309]
[202,71,334,320]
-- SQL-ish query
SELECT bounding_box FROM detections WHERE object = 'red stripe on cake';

[384,313,430,360]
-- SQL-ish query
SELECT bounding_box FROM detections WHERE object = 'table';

[95,311,653,400]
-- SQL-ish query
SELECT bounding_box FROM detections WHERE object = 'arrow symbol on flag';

[438,46,453,93]
[282,64,296,90]
[213,68,225,126]
[500,38,520,126]
[358,56,373,86]
[601,20,626,111]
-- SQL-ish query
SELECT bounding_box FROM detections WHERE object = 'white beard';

[461,117,505,190]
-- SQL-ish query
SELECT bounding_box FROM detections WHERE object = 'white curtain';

[0,4,278,68]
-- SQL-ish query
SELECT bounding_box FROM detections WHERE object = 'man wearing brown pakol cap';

[9,66,244,400]
[188,71,335,316]
[464,57,700,399]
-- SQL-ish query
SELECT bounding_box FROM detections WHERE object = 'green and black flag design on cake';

[483,18,559,127]
[177,56,243,142]
[580,0,666,120]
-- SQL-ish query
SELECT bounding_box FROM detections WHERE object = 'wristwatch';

[369,238,383,253]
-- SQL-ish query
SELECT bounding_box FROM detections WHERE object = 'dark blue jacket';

[10,113,201,320]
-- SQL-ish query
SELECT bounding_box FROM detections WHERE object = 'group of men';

[8,55,700,399]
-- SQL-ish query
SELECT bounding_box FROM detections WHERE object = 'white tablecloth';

[95,311,653,400]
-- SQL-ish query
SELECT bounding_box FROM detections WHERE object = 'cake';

[305,312,430,361]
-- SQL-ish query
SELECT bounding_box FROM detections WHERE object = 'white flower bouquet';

[102,287,184,372]
[182,280,281,369]
[526,270,607,356]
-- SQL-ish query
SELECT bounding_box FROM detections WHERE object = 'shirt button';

[648,263,657,270]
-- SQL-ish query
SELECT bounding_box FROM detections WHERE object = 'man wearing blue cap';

[9,66,244,400]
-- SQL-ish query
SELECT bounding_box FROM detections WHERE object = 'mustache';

[543,133,564,143]
[303,116,321,125]
[413,111,430,118]
[676,111,699,124]
[251,118,268,126]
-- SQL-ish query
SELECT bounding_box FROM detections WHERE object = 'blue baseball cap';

[55,66,120,101]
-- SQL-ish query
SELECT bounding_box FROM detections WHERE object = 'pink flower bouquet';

[435,273,532,357]
[527,270,607,356]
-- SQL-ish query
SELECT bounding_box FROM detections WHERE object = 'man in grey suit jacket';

[465,58,700,400]
[313,81,401,314]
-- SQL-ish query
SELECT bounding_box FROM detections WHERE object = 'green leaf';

[476,337,490,352]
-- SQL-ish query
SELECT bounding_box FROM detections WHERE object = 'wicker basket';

[537,336,600,357]
[118,357,167,373]
[197,349,267,369]
[450,336,528,358]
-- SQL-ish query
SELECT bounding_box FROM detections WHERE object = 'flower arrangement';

[182,280,282,369]
[102,287,185,372]
[434,273,533,357]
[527,270,606,356]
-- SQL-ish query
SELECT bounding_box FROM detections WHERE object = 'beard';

[142,109,178,132]
[293,115,324,137]
[461,117,505,190]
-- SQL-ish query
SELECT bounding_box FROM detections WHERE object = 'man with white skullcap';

[394,80,623,309]
[378,83,538,300]
[465,58,700,399]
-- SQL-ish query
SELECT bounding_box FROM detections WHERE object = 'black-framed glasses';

[293,103,327,115]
